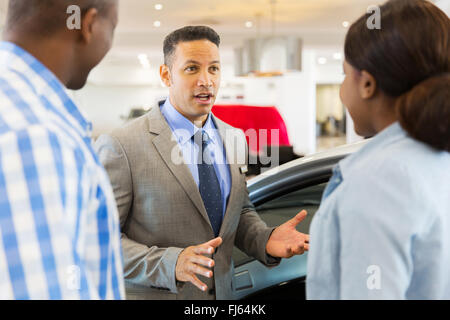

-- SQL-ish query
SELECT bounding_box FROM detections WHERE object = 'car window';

[233,183,327,267]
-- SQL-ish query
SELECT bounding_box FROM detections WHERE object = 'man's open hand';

[266,210,310,258]
[175,237,223,292]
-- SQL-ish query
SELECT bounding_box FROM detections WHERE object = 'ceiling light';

[153,21,161,27]
[154,4,163,10]
[342,21,350,28]
[138,54,148,62]
[245,21,253,28]
[333,52,343,60]
[138,54,150,69]
[318,57,327,65]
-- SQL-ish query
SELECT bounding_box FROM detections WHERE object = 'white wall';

[241,50,317,156]
[73,84,168,138]
[435,0,450,16]
[315,54,363,144]
[315,63,344,85]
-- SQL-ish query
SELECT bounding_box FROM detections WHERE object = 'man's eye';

[210,66,220,72]
[185,66,197,72]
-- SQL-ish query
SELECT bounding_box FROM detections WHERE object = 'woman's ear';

[359,70,377,99]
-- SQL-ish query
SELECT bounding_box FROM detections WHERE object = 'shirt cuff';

[165,247,184,294]
[264,227,282,266]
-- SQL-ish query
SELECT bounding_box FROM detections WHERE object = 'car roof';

[247,139,368,187]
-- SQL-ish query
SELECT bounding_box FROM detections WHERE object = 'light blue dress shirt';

[307,122,450,299]
[160,99,231,216]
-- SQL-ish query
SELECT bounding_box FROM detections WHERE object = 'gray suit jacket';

[94,106,279,300]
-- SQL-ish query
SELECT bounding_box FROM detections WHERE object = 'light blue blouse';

[307,122,450,299]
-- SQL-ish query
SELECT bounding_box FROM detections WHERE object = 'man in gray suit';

[94,26,309,300]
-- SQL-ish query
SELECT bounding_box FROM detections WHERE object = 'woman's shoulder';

[340,133,449,202]
[350,132,448,176]
[383,135,450,172]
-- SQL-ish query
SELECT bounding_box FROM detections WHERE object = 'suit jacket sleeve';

[94,134,183,294]
[235,188,281,266]
[232,129,281,267]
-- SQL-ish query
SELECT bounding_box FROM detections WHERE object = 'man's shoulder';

[0,67,37,95]
[0,71,50,137]
[110,109,153,138]
[212,114,237,131]
[0,122,84,167]
[212,115,246,140]
[0,66,44,110]
[96,108,157,154]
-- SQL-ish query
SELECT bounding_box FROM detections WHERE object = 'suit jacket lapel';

[148,107,211,226]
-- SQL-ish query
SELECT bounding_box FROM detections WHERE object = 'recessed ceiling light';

[138,53,148,61]
[153,21,161,27]
[155,4,163,10]
[318,57,327,65]
[333,52,343,60]
[342,21,350,28]
[245,21,253,28]
[138,54,150,69]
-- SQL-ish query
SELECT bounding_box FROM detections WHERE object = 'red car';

[212,104,300,175]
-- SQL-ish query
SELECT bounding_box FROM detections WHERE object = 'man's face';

[68,1,119,90]
[161,39,221,124]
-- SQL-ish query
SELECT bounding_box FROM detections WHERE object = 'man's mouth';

[194,93,214,103]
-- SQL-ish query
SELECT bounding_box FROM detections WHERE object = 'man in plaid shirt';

[0,0,124,299]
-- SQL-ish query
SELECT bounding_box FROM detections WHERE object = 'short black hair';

[163,26,220,67]
[6,0,114,36]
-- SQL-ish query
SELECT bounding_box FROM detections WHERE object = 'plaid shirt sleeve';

[0,41,125,300]
[0,99,124,300]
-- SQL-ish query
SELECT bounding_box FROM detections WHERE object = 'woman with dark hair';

[307,0,450,299]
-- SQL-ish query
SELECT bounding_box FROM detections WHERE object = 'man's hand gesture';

[266,210,310,258]
[176,237,222,292]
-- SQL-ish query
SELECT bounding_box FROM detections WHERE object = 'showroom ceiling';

[0,0,446,68]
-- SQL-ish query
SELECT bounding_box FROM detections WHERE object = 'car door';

[232,141,366,300]
[232,181,328,300]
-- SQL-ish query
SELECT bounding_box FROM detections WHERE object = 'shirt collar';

[160,98,218,146]
[0,41,92,137]
[339,122,407,179]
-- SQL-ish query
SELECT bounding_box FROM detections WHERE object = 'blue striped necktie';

[193,130,223,237]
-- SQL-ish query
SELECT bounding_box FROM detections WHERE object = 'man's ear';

[160,64,171,87]
[79,8,99,44]
[359,70,377,99]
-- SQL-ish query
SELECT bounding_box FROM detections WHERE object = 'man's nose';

[197,70,213,87]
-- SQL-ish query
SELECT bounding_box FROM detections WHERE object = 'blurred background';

[0,0,448,158]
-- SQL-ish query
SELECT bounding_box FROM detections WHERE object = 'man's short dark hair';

[6,0,114,36]
[163,26,221,67]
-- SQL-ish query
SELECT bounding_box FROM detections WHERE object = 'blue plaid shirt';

[0,42,125,299]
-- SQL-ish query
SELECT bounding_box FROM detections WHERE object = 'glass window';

[233,182,327,266]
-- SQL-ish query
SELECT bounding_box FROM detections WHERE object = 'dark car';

[232,140,368,300]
